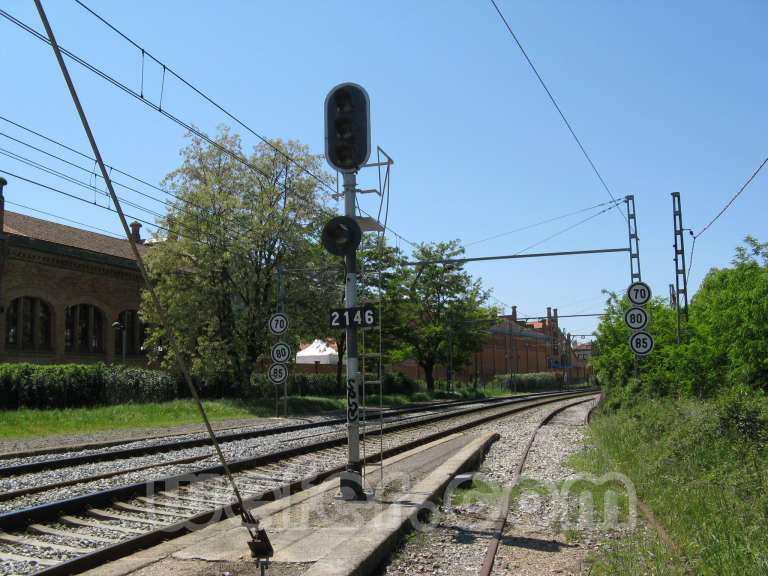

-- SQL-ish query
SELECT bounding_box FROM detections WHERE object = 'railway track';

[0,391,581,510]
[0,391,572,477]
[0,389,597,576]
[478,396,598,575]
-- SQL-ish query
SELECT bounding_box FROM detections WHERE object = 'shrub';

[0,363,179,409]
[490,372,560,392]
[382,371,418,395]
[290,373,339,397]
[102,366,176,404]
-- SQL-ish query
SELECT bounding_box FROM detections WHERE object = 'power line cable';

[471,200,619,259]
[466,198,621,247]
[489,0,626,224]
[0,8,273,184]
[0,125,251,240]
[72,0,336,196]
[0,168,169,235]
[4,199,124,238]
[694,155,768,239]
[0,114,179,203]
[0,147,167,221]
[2,9,412,254]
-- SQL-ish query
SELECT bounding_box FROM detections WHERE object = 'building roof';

[3,211,146,262]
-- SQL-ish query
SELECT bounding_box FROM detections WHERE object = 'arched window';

[114,310,145,355]
[4,297,54,351]
[64,304,105,353]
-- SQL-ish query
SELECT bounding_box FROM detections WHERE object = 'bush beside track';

[0,362,567,410]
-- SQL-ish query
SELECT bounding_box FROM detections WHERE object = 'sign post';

[268,311,290,417]
[624,282,654,370]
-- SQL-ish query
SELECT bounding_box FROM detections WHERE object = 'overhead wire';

[72,0,336,196]
[0,123,251,240]
[489,0,627,224]
[694,156,767,239]
[465,198,622,247]
[1,8,419,253]
[0,8,273,182]
[687,155,767,278]
[0,168,170,235]
[4,199,124,238]
[0,147,167,221]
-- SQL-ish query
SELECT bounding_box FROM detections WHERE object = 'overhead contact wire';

[489,0,626,224]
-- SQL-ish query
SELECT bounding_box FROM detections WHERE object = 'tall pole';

[341,171,364,499]
[121,327,127,365]
[626,196,641,380]
[277,266,287,417]
[671,192,689,345]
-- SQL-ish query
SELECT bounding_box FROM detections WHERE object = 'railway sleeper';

[0,551,58,566]
[135,496,209,513]
[85,508,169,527]
[158,490,232,507]
[0,533,92,554]
[59,515,144,535]
[27,524,120,544]
[111,501,187,520]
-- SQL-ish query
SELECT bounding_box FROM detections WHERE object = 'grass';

[0,395,347,440]
[0,385,526,441]
[579,396,768,575]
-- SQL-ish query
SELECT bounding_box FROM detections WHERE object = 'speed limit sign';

[268,312,289,336]
[623,306,649,330]
[270,342,292,364]
[627,281,652,306]
[629,331,654,356]
[268,363,288,385]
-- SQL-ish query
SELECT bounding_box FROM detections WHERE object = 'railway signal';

[322,216,362,257]
[325,82,370,173]
[322,83,372,500]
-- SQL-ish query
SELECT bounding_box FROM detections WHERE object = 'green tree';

[384,240,498,391]
[592,236,768,402]
[141,128,334,390]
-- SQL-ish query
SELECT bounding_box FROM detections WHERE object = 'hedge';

[490,372,560,392]
[0,363,176,410]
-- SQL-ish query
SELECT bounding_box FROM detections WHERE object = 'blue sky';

[1,1,766,339]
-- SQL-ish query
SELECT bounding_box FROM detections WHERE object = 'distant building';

[0,180,146,364]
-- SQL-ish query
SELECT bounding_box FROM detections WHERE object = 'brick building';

[0,179,147,365]
[395,306,593,384]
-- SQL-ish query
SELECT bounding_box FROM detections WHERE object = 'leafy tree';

[592,236,768,402]
[383,240,499,391]
[141,128,334,389]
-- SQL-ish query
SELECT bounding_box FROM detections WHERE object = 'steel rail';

[479,396,597,576]
[0,391,597,576]
[0,391,570,478]
[0,390,594,524]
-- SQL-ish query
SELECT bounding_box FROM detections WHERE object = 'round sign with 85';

[629,330,654,356]
[268,363,288,385]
